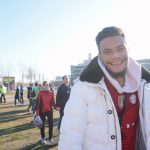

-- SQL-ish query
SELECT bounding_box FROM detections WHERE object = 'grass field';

[0,94,59,150]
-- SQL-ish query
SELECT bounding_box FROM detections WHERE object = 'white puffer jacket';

[58,79,150,150]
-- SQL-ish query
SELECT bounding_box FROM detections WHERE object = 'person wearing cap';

[58,26,150,150]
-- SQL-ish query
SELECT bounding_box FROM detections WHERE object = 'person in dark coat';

[27,83,33,111]
[56,75,71,131]
[14,84,23,106]
[20,85,24,104]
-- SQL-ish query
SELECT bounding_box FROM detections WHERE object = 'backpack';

[31,90,36,98]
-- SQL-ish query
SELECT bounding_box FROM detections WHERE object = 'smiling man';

[58,26,150,150]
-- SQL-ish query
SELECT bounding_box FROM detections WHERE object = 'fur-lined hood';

[80,56,150,83]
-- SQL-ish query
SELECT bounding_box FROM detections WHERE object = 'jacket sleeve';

[51,91,56,109]
[56,86,62,107]
[58,81,88,150]
[142,83,150,149]
[35,92,41,115]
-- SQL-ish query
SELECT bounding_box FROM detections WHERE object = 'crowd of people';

[26,75,71,145]
[0,76,71,146]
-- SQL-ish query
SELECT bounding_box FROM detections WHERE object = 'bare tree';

[42,74,45,82]
[33,67,37,82]
[18,63,26,83]
[0,64,5,77]
[26,65,39,83]
[26,66,34,83]
[4,63,14,77]
[38,74,41,83]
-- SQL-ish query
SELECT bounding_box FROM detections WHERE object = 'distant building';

[55,76,63,81]
[70,53,92,84]
[137,59,150,71]
[1,76,15,91]
[52,76,63,90]
[70,56,150,84]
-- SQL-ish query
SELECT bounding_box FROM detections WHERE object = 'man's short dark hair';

[62,75,67,80]
[96,26,125,49]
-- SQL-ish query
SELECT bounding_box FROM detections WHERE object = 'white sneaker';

[40,138,46,144]
[47,138,55,145]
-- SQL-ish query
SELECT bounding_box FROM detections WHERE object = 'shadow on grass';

[0,122,34,136]
[0,105,14,109]
[0,113,31,123]
[0,117,59,136]
[18,141,58,150]
[0,109,27,116]
[45,118,59,127]
[0,100,27,107]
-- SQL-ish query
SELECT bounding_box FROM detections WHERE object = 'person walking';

[35,81,57,145]
[20,85,24,104]
[56,75,71,131]
[27,83,33,111]
[58,26,150,150]
[31,82,39,115]
[14,84,23,106]
[0,84,7,103]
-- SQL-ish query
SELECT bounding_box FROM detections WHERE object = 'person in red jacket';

[36,81,56,145]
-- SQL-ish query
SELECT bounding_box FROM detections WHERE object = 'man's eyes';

[102,50,112,55]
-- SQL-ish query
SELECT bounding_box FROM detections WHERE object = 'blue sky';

[0,0,150,81]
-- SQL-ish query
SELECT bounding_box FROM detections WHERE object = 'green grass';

[0,94,59,150]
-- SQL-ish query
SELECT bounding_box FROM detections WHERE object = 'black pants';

[20,94,24,104]
[14,96,23,106]
[0,94,6,103]
[27,98,32,110]
[58,110,64,131]
[40,111,53,139]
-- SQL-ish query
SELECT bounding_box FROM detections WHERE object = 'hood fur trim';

[80,56,150,83]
